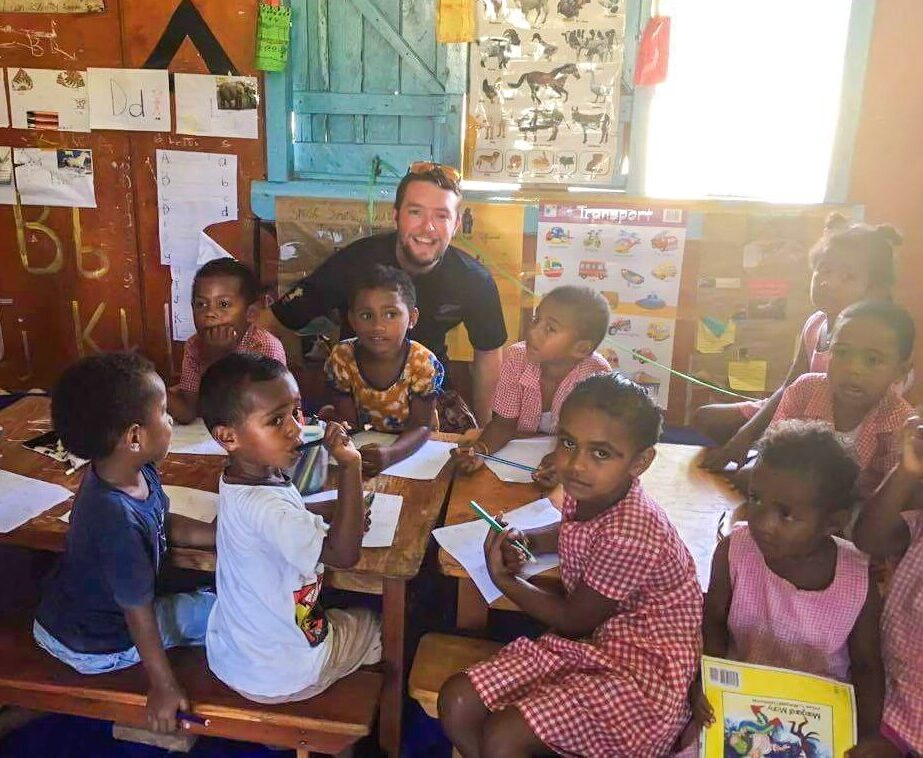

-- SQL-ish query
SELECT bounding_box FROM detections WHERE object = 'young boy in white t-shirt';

[199,353,380,702]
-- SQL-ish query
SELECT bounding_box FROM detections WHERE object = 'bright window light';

[644,0,854,203]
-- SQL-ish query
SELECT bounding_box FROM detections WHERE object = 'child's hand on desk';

[532,452,559,489]
[451,440,485,473]
[146,681,187,733]
[324,421,360,467]
[359,444,391,476]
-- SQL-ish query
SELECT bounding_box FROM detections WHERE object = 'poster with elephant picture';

[174,73,259,139]
[468,0,625,185]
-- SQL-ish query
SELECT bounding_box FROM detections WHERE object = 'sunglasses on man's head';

[406,161,462,186]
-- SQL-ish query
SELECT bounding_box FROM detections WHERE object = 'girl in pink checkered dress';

[452,286,611,484]
[686,421,889,757]
[855,417,923,757]
[440,374,703,758]
[699,214,902,472]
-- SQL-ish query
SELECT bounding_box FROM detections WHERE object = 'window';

[643,0,874,203]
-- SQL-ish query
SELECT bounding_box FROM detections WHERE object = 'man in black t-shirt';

[260,164,507,424]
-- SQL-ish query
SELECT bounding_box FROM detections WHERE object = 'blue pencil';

[474,451,537,473]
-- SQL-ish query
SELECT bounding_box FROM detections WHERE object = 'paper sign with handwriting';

[175,73,258,139]
[14,147,96,208]
[7,68,89,132]
[87,68,170,131]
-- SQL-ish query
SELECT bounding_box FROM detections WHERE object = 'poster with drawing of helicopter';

[469,0,625,185]
[535,202,687,407]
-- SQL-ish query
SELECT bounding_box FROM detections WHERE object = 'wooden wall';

[0,0,264,391]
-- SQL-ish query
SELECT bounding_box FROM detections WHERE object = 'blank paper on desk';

[484,437,556,483]
[433,497,561,604]
[0,470,72,533]
[163,485,218,523]
[303,490,403,548]
[168,419,226,456]
[331,434,454,480]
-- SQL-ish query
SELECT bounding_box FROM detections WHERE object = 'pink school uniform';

[492,341,611,434]
[769,372,913,497]
[466,479,703,757]
[179,324,286,393]
[728,525,868,681]
[881,511,923,753]
[739,311,830,419]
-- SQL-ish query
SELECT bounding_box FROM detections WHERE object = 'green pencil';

[469,500,537,563]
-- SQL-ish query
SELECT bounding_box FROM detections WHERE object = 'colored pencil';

[176,711,210,726]
[474,451,537,473]
[469,500,536,563]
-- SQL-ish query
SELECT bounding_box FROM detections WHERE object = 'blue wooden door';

[291,0,466,183]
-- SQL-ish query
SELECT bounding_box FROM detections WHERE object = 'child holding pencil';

[440,374,702,757]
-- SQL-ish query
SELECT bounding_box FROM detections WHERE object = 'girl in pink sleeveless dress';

[855,416,923,756]
[684,421,888,756]
[439,374,703,758]
[697,214,902,472]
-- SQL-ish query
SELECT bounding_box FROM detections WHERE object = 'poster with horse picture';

[469,0,625,185]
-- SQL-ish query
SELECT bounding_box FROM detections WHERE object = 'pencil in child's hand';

[469,500,537,563]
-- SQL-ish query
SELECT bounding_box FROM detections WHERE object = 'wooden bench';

[408,633,502,720]
[0,615,382,757]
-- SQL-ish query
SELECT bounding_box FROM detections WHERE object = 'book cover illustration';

[22,429,89,474]
[701,656,856,758]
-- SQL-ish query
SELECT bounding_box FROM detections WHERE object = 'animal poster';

[13,147,96,208]
[6,68,89,132]
[87,68,170,132]
[174,73,259,140]
[701,656,856,758]
[0,147,15,204]
[445,202,526,361]
[468,0,625,184]
[535,202,687,407]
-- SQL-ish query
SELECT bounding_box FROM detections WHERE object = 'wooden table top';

[439,441,743,578]
[0,397,455,590]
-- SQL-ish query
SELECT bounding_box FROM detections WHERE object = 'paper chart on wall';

[6,68,89,131]
[87,68,170,132]
[468,0,626,184]
[174,73,259,139]
[13,147,96,208]
[157,150,238,341]
[535,203,687,408]
[0,147,14,204]
[0,0,105,11]
[0,70,8,128]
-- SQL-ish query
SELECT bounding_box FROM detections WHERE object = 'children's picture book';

[701,655,857,758]
[22,429,89,474]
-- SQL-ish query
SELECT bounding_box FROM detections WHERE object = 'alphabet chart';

[156,149,238,341]
[87,67,170,131]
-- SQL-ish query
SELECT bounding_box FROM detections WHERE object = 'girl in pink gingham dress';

[440,374,703,758]
[684,421,887,757]
[855,416,923,757]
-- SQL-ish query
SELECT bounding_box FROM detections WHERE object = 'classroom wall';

[848,0,923,404]
[0,0,265,392]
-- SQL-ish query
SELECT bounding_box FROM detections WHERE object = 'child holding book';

[200,354,380,703]
[452,285,610,481]
[688,421,887,756]
[169,258,286,424]
[324,264,443,475]
[439,374,703,757]
[767,299,914,498]
[854,418,923,756]
[33,353,216,733]
[700,214,901,469]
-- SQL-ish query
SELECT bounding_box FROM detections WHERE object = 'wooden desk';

[0,397,455,758]
[440,443,743,630]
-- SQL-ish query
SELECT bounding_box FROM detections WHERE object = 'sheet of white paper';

[483,436,556,483]
[7,67,89,132]
[329,434,454,479]
[303,490,403,548]
[14,147,96,208]
[174,73,259,139]
[433,497,562,604]
[163,485,218,523]
[0,470,72,533]
[87,67,170,131]
[168,419,226,456]
[198,229,234,266]
[0,69,8,128]
[0,146,14,204]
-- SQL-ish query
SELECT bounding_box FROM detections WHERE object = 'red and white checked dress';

[727,525,868,682]
[882,510,923,752]
[770,373,913,498]
[179,324,286,393]
[466,479,703,757]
